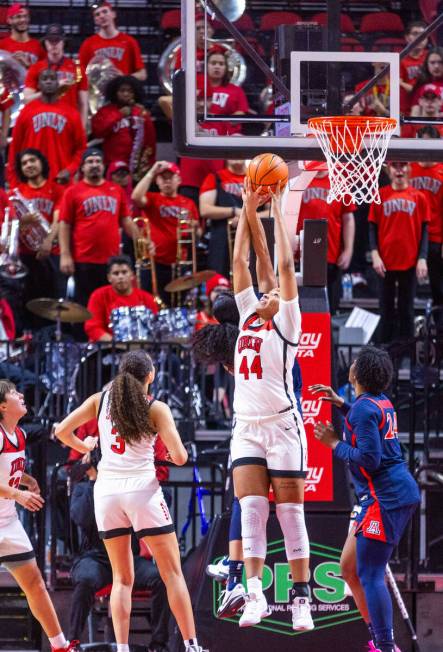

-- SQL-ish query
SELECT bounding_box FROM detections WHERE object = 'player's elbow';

[171,448,188,466]
[360,453,381,473]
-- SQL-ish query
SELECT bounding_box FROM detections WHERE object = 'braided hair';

[109,350,155,444]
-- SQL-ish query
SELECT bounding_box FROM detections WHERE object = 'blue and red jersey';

[335,393,419,510]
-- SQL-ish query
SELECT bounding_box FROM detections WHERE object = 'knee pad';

[229,497,242,542]
[239,495,269,559]
[276,502,309,561]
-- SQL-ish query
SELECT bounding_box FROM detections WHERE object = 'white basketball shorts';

[94,473,174,539]
[0,516,35,567]
[230,409,308,477]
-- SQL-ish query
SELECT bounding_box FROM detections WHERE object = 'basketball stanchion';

[308,116,397,205]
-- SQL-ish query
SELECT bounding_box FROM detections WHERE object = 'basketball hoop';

[308,116,397,206]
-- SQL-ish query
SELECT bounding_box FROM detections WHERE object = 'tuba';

[86,54,120,115]
[9,188,51,252]
[0,208,27,279]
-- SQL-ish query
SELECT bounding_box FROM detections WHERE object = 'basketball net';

[308,116,397,206]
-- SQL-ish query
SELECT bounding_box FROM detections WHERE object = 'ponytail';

[109,372,154,444]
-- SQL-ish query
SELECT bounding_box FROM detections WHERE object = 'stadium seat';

[87,584,153,643]
[372,36,406,52]
[311,12,355,33]
[160,9,181,32]
[259,11,302,31]
[360,11,405,34]
[341,37,365,52]
[213,12,255,33]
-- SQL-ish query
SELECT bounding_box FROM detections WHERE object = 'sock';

[227,559,244,591]
[367,622,375,642]
[49,634,67,650]
[116,645,129,652]
[247,575,263,598]
[291,581,309,598]
[184,638,199,650]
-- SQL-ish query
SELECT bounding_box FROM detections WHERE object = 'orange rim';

[308,116,397,133]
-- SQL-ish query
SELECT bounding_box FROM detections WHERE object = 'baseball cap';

[7,3,27,19]
[81,147,104,164]
[206,273,230,297]
[90,0,112,11]
[43,24,66,42]
[418,83,441,99]
[156,162,181,177]
[108,160,130,175]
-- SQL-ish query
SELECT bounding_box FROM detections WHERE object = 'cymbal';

[26,298,92,323]
[165,270,217,293]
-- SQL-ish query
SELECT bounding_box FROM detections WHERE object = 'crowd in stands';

[0,0,440,352]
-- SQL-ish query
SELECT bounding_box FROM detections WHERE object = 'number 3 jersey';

[234,286,302,418]
[97,389,156,478]
[0,426,26,527]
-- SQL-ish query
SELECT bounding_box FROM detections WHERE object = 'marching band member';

[0,4,45,68]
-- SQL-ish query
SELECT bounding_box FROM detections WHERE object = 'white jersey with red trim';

[97,389,156,478]
[233,287,302,418]
[0,426,26,527]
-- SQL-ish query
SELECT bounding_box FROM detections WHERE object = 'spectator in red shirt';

[195,273,230,331]
[369,162,429,342]
[24,24,88,128]
[79,0,146,81]
[403,84,443,137]
[297,171,355,314]
[132,161,199,306]
[411,47,443,109]
[400,20,429,113]
[58,148,139,308]
[354,62,390,117]
[7,69,87,187]
[84,254,158,341]
[91,75,156,175]
[0,3,45,68]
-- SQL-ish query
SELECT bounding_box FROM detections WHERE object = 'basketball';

[247,153,289,195]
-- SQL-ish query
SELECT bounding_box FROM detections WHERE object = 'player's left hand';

[314,421,340,449]
[242,177,270,210]
[416,258,427,281]
[82,436,99,452]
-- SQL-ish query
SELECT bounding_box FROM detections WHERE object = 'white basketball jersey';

[0,426,26,527]
[97,390,156,478]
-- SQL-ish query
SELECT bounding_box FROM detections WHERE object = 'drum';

[40,341,81,395]
[154,308,197,343]
[110,306,156,342]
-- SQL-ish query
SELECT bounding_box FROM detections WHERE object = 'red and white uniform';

[143,192,199,265]
[0,426,34,563]
[0,36,45,67]
[368,185,430,270]
[200,168,244,197]
[230,287,307,476]
[298,176,355,265]
[85,285,159,341]
[409,163,443,244]
[79,32,144,75]
[91,104,156,169]
[10,180,64,255]
[94,390,174,538]
[7,99,87,186]
[25,57,88,108]
[58,180,130,264]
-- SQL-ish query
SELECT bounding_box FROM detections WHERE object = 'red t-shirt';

[198,78,249,135]
[175,46,205,72]
[0,188,10,215]
[401,122,443,138]
[179,157,224,189]
[58,179,130,264]
[400,51,428,112]
[143,192,199,265]
[91,103,156,169]
[409,162,443,243]
[354,78,390,116]
[0,36,45,67]
[85,284,158,341]
[25,58,88,108]
[79,32,144,75]
[10,180,64,255]
[7,99,87,186]
[200,168,245,197]
[368,185,430,270]
[297,176,355,265]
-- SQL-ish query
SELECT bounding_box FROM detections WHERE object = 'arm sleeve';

[418,222,429,259]
[141,290,159,315]
[236,86,249,113]
[333,402,382,472]
[118,189,131,223]
[91,105,122,139]
[58,188,74,224]
[339,401,351,416]
[131,37,144,71]
[368,222,379,251]
[142,111,156,166]
[200,173,216,195]
[79,41,91,71]
[273,297,302,344]
[235,286,258,324]
[66,115,87,177]
[84,290,110,341]
[24,64,38,90]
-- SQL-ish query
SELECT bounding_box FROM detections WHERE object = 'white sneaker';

[292,596,314,631]
[217,583,246,618]
[206,556,229,582]
[239,592,271,628]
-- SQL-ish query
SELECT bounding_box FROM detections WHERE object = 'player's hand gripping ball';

[247,153,289,195]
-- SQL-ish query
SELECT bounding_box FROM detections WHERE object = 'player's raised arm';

[271,184,298,302]
[243,178,276,293]
[232,200,253,295]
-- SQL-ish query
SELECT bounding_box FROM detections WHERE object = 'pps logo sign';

[211,537,361,636]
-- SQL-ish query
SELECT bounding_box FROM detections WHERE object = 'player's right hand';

[309,384,344,408]
[15,490,45,512]
[83,436,98,452]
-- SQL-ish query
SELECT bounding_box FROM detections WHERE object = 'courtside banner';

[297,312,333,502]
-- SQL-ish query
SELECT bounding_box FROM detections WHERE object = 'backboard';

[172,0,443,162]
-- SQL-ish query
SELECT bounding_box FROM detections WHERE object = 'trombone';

[132,216,164,309]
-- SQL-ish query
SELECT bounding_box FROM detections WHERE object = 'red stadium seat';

[360,11,405,34]
[213,12,255,33]
[259,11,302,31]
[160,9,181,31]
[372,36,406,52]
[311,12,355,33]
[88,584,154,643]
[341,37,365,52]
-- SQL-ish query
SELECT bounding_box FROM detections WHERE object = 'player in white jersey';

[0,380,80,652]
[230,180,313,630]
[55,350,206,652]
